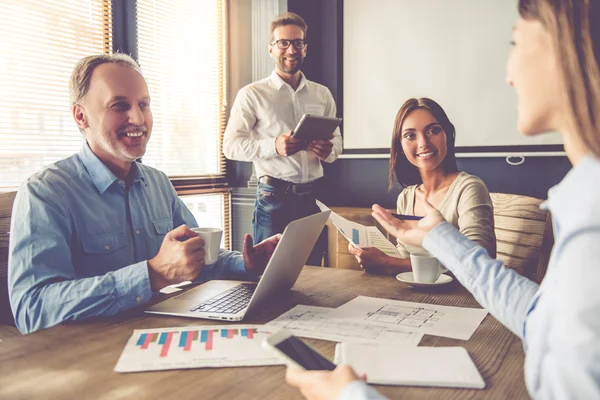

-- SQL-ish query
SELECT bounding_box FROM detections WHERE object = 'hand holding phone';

[263,330,336,371]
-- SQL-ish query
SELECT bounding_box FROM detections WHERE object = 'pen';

[391,213,423,221]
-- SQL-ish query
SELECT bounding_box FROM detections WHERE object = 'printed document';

[316,200,401,257]
[335,343,485,389]
[260,305,423,346]
[330,296,488,340]
[114,325,281,373]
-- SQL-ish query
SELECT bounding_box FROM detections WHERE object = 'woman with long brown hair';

[286,0,600,398]
[348,97,496,275]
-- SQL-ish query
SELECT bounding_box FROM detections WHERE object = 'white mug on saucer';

[191,227,223,265]
[409,253,448,283]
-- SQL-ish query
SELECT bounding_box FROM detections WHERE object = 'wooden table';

[0,267,527,399]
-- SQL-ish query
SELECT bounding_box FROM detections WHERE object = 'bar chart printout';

[115,325,282,373]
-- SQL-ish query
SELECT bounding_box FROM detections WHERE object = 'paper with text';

[260,305,423,346]
[335,343,485,389]
[316,200,401,258]
[114,325,282,373]
[330,296,488,340]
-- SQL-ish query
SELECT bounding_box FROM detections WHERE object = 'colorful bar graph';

[200,329,218,350]
[352,228,360,244]
[179,331,188,348]
[141,333,155,349]
[240,328,256,338]
[207,329,214,350]
[159,332,174,357]
[134,327,259,355]
[184,331,194,351]
[137,333,147,346]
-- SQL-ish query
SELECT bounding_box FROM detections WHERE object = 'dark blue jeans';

[252,182,327,266]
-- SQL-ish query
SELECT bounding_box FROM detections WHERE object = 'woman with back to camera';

[286,0,600,399]
[348,97,496,275]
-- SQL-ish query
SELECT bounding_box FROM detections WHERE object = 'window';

[136,0,227,179]
[0,0,112,190]
[179,192,230,249]
[136,0,230,247]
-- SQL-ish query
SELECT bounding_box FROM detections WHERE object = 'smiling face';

[72,63,152,175]
[400,108,448,172]
[270,24,307,76]
[506,18,563,136]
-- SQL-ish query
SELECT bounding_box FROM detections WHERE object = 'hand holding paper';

[316,200,402,258]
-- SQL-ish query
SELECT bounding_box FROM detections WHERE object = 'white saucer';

[396,272,453,288]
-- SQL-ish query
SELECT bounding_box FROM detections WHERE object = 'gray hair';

[69,53,142,105]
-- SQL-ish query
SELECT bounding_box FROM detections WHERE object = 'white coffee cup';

[191,227,223,265]
[409,253,448,283]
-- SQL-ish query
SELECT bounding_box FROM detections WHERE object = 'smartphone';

[263,330,336,371]
[391,213,423,221]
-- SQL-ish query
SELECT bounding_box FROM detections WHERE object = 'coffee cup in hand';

[191,227,223,265]
[409,253,447,283]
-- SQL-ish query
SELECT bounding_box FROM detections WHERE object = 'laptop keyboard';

[190,283,257,314]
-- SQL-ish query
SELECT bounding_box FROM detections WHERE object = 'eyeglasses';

[270,39,306,50]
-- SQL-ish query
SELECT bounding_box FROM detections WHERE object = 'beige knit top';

[395,172,496,258]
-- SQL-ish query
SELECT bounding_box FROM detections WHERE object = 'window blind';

[136,0,228,184]
[0,0,112,190]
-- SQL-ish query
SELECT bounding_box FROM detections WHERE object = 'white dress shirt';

[223,70,343,184]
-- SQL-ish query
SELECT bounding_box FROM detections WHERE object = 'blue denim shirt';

[9,142,247,334]
[341,157,600,400]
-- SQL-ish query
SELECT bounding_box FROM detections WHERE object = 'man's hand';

[242,233,282,274]
[347,245,393,275]
[147,225,206,291]
[371,200,445,247]
[276,131,307,156]
[285,364,363,400]
[307,139,333,161]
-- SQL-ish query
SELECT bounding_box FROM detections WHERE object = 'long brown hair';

[389,98,459,189]
[518,0,600,156]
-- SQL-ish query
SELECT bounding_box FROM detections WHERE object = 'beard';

[277,54,304,74]
[92,126,149,164]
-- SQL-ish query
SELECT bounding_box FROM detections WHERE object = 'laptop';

[145,210,331,321]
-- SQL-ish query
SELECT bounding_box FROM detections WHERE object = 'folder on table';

[335,343,485,389]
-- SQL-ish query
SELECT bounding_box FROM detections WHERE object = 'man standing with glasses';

[224,12,342,266]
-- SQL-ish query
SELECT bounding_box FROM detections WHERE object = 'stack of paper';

[330,296,488,341]
[259,305,423,346]
[335,343,485,389]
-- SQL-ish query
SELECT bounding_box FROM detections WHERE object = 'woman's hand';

[347,245,393,274]
[285,364,363,400]
[372,200,445,247]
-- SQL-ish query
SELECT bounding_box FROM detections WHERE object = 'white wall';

[343,0,562,151]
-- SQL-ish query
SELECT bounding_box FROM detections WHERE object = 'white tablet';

[292,114,342,140]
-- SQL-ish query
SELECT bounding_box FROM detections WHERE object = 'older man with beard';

[8,54,280,334]
[223,12,342,266]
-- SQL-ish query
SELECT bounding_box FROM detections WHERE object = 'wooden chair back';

[491,192,553,283]
[0,191,17,326]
